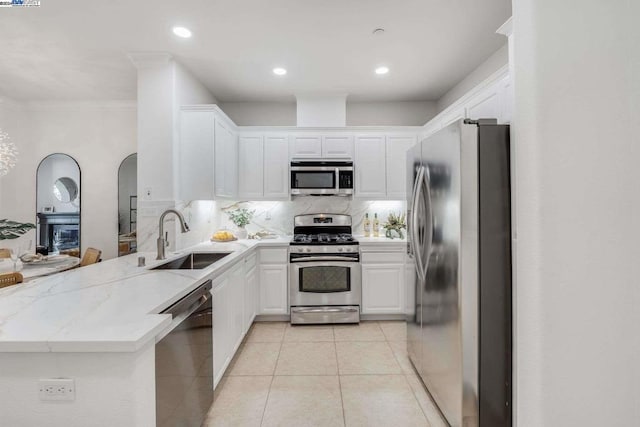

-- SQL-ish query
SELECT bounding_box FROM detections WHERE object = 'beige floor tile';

[379,320,408,342]
[262,376,345,427]
[284,324,334,342]
[334,321,386,342]
[340,375,428,427]
[205,376,272,427]
[388,340,417,375]
[336,341,402,375]
[245,322,286,343]
[275,342,338,375]
[405,374,449,427]
[228,342,281,376]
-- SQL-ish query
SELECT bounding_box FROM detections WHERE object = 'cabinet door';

[238,135,264,199]
[179,110,214,200]
[228,263,245,354]
[213,277,230,387]
[264,135,290,199]
[244,266,258,332]
[322,134,354,159]
[214,119,238,198]
[290,134,321,158]
[385,135,417,200]
[361,264,405,314]
[259,264,288,314]
[354,134,387,199]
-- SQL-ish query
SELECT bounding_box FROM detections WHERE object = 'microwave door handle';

[335,168,340,191]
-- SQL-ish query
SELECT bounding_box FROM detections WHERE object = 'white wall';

[347,101,436,126]
[218,101,296,126]
[436,44,508,113]
[219,100,436,126]
[132,55,217,253]
[513,1,640,426]
[0,99,137,260]
[296,95,347,127]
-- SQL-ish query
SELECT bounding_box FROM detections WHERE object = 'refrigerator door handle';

[411,166,426,280]
[420,167,434,282]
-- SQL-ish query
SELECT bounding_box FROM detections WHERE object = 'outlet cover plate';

[38,378,75,401]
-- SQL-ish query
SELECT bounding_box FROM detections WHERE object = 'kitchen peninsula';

[0,238,288,427]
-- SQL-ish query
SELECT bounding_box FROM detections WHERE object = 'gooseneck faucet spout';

[157,209,190,260]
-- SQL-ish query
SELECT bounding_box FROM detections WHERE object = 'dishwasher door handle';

[162,280,212,318]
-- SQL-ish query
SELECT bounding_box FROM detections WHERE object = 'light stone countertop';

[0,238,290,353]
[355,235,407,246]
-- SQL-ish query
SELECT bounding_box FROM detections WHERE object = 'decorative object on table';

[79,248,102,267]
[211,230,237,242]
[224,207,255,239]
[383,212,407,239]
[0,219,36,240]
[0,128,18,177]
[36,245,49,256]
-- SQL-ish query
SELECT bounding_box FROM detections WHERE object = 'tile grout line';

[259,336,284,427]
[335,338,348,427]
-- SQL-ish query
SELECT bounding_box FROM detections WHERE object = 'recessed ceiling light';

[172,26,192,38]
[375,66,390,75]
[273,67,287,76]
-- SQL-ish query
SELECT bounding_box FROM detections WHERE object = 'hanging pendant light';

[0,128,18,177]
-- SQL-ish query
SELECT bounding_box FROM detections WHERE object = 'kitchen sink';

[151,252,231,270]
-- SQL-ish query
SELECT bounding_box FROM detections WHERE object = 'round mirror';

[53,177,79,203]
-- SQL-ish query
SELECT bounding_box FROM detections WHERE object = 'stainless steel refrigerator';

[406,119,512,427]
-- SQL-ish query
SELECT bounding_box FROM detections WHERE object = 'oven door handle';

[290,256,360,263]
[292,306,359,313]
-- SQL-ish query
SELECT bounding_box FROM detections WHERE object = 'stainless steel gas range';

[289,214,361,324]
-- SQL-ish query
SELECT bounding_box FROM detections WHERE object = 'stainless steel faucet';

[157,209,190,260]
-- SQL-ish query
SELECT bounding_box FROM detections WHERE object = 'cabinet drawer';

[259,248,288,264]
[245,251,258,270]
[361,252,405,264]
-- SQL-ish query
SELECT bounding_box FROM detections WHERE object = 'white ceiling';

[0,0,511,102]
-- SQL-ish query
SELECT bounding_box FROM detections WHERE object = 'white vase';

[236,227,248,240]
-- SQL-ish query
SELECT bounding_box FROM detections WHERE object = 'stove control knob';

[338,248,344,252]
[298,248,304,253]
[306,248,311,253]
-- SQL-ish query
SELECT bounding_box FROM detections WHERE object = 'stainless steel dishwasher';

[156,280,213,427]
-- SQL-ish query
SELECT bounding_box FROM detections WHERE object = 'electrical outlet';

[143,187,152,200]
[265,211,271,220]
[38,378,75,401]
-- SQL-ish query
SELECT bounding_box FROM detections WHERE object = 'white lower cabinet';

[212,260,246,388]
[243,252,258,333]
[361,248,406,315]
[259,264,288,314]
[258,248,288,315]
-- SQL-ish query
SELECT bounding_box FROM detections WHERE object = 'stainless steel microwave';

[290,161,354,196]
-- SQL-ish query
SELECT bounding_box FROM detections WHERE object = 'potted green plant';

[0,219,35,241]
[383,212,406,239]
[225,208,255,239]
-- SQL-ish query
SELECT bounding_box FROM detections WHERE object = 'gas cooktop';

[291,233,358,245]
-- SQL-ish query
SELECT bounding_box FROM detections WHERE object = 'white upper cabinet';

[238,135,264,199]
[263,135,290,199]
[321,134,354,158]
[290,134,322,158]
[290,133,354,159]
[385,135,417,200]
[354,134,387,199]
[214,119,238,198]
[178,109,214,200]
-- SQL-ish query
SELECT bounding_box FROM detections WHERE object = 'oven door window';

[299,265,350,293]
[292,171,335,189]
